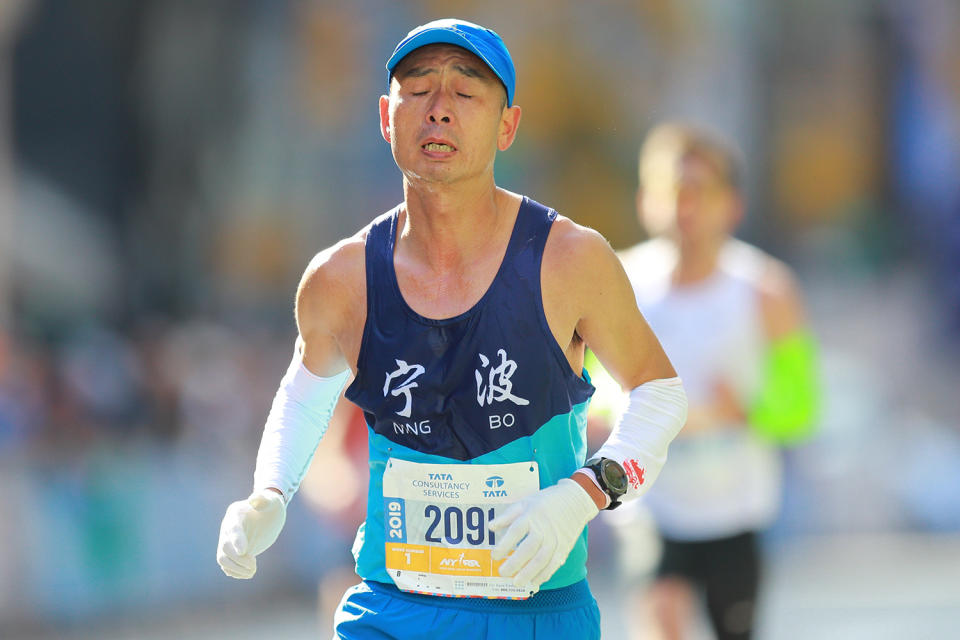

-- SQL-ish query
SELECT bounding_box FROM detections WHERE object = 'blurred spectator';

[883,0,960,332]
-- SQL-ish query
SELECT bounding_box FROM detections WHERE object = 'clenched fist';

[216,489,287,579]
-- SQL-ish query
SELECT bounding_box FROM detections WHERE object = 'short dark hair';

[639,122,743,192]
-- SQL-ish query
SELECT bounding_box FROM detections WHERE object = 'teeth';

[424,142,454,151]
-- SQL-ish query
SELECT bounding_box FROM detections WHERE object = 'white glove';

[216,489,287,579]
[489,478,599,593]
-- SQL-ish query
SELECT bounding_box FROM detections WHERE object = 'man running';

[216,19,687,640]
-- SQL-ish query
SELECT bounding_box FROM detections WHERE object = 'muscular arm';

[252,234,366,500]
[542,218,676,390]
[295,235,367,377]
[217,233,366,580]
[542,219,682,508]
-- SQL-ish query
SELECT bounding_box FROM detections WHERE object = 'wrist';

[264,487,285,500]
[570,470,609,510]
[253,486,288,507]
[581,457,629,510]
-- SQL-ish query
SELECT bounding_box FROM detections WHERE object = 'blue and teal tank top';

[344,196,595,590]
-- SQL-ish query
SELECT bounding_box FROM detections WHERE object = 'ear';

[497,105,522,151]
[379,95,391,144]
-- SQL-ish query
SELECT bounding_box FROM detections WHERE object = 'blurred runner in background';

[607,122,819,640]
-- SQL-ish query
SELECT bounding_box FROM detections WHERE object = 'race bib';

[382,458,540,599]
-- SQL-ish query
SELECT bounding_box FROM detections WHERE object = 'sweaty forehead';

[392,44,494,81]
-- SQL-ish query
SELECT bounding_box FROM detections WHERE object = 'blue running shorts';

[332,579,601,640]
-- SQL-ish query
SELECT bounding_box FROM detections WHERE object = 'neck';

[672,237,726,285]
[399,176,506,269]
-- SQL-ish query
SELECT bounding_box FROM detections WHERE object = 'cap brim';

[385,29,510,105]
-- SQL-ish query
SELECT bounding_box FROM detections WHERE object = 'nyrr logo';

[439,552,481,569]
[483,475,507,497]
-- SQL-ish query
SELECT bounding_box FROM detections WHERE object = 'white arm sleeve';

[592,376,687,501]
[252,343,351,502]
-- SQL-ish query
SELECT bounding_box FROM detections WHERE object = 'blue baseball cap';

[385,19,516,106]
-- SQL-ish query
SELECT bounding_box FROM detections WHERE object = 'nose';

[673,185,703,230]
[675,184,698,214]
[426,92,453,124]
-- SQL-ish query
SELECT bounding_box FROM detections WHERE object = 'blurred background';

[0,0,958,638]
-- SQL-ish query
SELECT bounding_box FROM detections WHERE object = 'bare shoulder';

[295,227,367,337]
[758,254,799,294]
[541,214,634,332]
[543,215,620,281]
[298,230,366,304]
[542,214,676,385]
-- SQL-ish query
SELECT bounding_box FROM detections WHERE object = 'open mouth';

[422,142,456,152]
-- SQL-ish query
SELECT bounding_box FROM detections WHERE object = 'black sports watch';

[583,457,628,510]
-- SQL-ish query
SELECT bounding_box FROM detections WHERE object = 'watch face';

[601,460,628,495]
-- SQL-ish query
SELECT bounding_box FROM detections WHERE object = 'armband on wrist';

[749,331,819,445]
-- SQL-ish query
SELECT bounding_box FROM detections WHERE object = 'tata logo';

[485,476,504,488]
[428,473,453,481]
[483,476,507,497]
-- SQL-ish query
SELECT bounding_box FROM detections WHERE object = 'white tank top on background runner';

[619,238,781,541]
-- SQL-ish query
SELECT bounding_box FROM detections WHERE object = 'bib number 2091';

[423,505,496,546]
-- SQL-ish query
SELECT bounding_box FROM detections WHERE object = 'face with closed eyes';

[379,44,521,187]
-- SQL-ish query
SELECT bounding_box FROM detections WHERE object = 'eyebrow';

[399,64,489,81]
